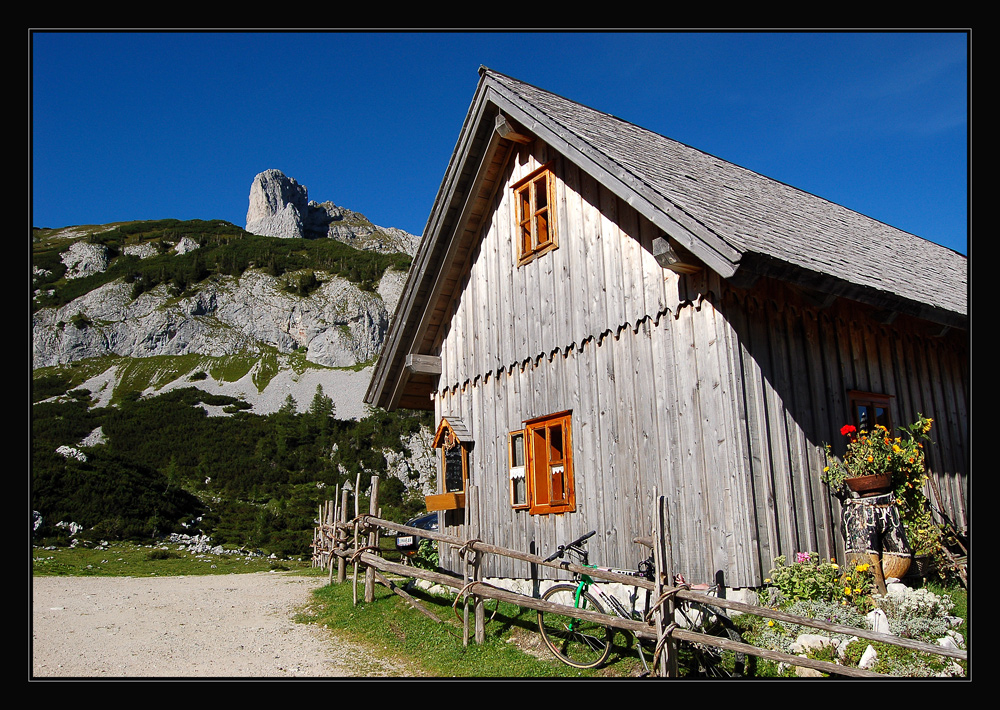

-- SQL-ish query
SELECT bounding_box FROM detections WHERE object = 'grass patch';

[300,578,644,678]
[32,541,313,577]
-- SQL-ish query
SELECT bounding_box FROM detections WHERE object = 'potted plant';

[822,415,943,576]
[822,415,933,499]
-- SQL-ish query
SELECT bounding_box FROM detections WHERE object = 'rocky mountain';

[32,172,440,553]
[246,169,421,255]
[32,171,422,420]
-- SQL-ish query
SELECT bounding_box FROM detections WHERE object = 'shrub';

[766,553,875,612]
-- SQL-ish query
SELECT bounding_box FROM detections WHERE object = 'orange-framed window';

[848,391,894,435]
[515,411,576,515]
[508,430,528,509]
[514,163,557,265]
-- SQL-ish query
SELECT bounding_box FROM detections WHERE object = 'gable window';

[511,411,575,515]
[514,163,557,265]
[848,391,893,434]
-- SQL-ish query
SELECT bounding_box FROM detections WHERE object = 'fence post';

[653,493,677,677]
[364,476,380,603]
[467,485,485,644]
[337,488,348,583]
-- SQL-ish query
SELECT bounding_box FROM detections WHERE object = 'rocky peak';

[245,169,420,256]
[245,169,309,240]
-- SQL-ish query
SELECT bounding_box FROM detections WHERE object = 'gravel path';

[32,572,413,678]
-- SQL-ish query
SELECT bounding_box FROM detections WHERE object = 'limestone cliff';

[32,173,420,419]
[246,169,421,256]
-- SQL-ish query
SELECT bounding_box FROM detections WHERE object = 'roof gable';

[366,67,968,411]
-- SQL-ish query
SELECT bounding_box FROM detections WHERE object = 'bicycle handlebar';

[543,530,596,562]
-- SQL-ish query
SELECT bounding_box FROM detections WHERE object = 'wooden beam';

[652,235,703,274]
[405,353,442,376]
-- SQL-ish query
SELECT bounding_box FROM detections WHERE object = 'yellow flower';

[844,587,852,596]
[764,578,771,583]
[831,563,839,569]
[768,620,775,627]
[867,456,874,462]
[856,563,869,572]
[893,445,901,453]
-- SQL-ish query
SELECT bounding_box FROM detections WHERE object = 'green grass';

[32,348,337,405]
[300,578,645,678]
[32,541,313,577]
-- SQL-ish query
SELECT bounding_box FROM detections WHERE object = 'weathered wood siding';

[431,141,969,587]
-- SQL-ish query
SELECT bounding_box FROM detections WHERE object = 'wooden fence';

[312,476,967,678]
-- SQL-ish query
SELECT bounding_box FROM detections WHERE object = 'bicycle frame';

[539,532,750,677]
[543,534,655,673]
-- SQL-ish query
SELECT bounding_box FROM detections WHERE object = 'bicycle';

[536,530,753,677]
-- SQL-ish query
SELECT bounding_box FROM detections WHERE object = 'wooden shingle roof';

[366,67,968,411]
[485,69,967,322]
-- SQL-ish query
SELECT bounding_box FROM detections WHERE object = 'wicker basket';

[881,554,912,580]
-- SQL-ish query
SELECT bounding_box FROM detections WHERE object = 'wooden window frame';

[520,411,575,515]
[848,390,894,434]
[508,430,528,509]
[514,163,558,266]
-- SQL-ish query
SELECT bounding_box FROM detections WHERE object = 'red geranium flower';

[840,425,857,437]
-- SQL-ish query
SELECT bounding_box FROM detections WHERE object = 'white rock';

[61,241,109,279]
[123,243,157,259]
[790,634,835,654]
[858,644,878,669]
[866,608,891,635]
[174,237,200,254]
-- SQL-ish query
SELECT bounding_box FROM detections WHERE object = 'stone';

[246,169,310,239]
[61,241,109,279]
[174,237,200,254]
[123,242,157,259]
[866,608,891,634]
[858,644,878,669]
[244,169,420,255]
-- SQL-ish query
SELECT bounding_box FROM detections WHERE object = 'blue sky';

[31,31,968,255]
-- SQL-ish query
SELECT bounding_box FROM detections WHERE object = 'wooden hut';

[365,67,968,587]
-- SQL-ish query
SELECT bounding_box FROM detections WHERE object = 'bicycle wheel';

[680,602,753,678]
[538,583,614,669]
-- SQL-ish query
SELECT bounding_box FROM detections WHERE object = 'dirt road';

[32,572,411,678]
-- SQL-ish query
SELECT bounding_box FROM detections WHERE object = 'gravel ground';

[32,572,414,679]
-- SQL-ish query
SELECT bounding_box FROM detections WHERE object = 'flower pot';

[845,473,892,497]
[881,553,911,580]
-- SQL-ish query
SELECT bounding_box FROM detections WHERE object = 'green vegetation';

[32,540,313,577]
[32,219,411,312]
[31,351,337,407]
[302,578,634,678]
[32,383,432,558]
[742,553,968,677]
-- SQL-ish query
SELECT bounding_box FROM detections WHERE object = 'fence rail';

[313,477,966,678]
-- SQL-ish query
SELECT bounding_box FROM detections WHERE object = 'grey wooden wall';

[430,141,969,587]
